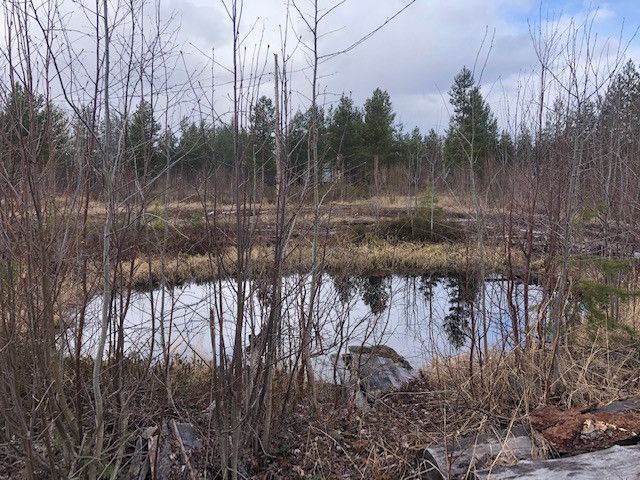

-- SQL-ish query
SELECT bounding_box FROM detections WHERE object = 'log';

[475,443,640,479]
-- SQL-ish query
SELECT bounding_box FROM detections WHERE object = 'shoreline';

[126,241,528,289]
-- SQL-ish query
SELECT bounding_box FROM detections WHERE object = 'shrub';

[349,188,464,243]
[573,279,640,336]
[375,214,464,243]
[416,187,444,224]
[150,216,167,231]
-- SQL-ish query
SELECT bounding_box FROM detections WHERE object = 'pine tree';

[212,122,234,170]
[362,88,395,186]
[0,84,69,177]
[158,127,178,169]
[496,130,514,165]
[249,96,275,184]
[601,59,640,145]
[443,67,497,170]
[128,100,161,176]
[407,126,426,177]
[286,106,328,185]
[424,129,442,165]
[327,94,362,182]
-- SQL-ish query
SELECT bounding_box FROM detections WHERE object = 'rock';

[127,427,162,479]
[337,345,415,406]
[424,426,535,479]
[141,426,158,439]
[595,396,640,414]
[148,422,173,480]
[418,448,445,480]
[172,422,203,450]
[421,399,640,479]
[474,443,640,479]
[353,390,370,409]
[137,420,205,480]
[127,436,150,480]
[348,345,413,371]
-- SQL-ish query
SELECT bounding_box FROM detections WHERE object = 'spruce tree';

[515,127,533,163]
[327,94,362,182]
[601,59,640,145]
[178,120,215,172]
[128,100,161,176]
[362,88,395,186]
[0,84,70,177]
[443,67,497,170]
[496,130,514,165]
[249,96,275,184]
[287,110,308,183]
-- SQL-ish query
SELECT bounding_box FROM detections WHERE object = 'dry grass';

[127,240,517,287]
[424,326,640,419]
[323,241,510,273]
[77,192,475,223]
[331,192,504,216]
[51,234,640,479]
[263,328,640,478]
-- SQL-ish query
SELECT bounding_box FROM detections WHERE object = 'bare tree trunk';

[90,1,112,476]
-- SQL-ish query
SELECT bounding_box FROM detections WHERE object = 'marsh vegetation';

[2,1,640,479]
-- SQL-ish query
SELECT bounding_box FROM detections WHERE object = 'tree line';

[0,66,528,196]
[7,56,640,210]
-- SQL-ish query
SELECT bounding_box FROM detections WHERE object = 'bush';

[573,279,640,334]
[349,188,464,243]
[375,215,464,243]
[150,216,167,231]
[416,187,444,224]
[346,213,463,244]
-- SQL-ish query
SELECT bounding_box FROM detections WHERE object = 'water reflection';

[443,271,481,349]
[79,273,542,369]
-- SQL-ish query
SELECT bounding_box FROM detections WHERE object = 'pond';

[78,272,543,372]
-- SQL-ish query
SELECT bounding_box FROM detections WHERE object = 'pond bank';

[127,240,528,289]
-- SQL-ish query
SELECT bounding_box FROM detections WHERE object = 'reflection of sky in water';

[77,274,542,370]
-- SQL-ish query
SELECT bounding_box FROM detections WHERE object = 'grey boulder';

[475,443,640,479]
[335,345,415,407]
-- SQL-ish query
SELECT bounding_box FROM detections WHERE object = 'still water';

[79,273,542,369]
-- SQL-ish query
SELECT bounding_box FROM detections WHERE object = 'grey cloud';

[164,0,228,47]
[166,0,638,131]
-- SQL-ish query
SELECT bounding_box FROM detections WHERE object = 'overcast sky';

[52,0,633,133]
[160,0,640,132]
